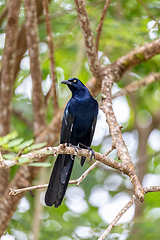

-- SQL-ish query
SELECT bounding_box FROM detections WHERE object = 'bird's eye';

[73,79,77,83]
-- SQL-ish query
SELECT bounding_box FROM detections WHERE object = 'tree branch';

[42,0,58,111]
[0,0,21,136]
[137,0,156,21]
[98,186,160,239]
[0,0,21,200]
[101,77,144,202]
[110,38,160,82]
[9,162,99,195]
[1,145,125,173]
[74,0,101,82]
[8,181,160,240]
[74,0,144,202]
[9,184,48,196]
[0,6,8,27]
[98,195,137,240]
[112,72,160,99]
[7,144,116,197]
[14,0,44,81]
[24,0,46,135]
[96,0,111,53]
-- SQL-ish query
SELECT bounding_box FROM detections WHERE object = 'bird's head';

[61,78,86,94]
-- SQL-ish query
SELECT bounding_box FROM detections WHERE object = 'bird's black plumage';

[45,78,99,207]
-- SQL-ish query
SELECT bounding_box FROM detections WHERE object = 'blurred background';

[1,0,160,239]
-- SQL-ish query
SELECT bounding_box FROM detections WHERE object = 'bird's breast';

[70,98,97,131]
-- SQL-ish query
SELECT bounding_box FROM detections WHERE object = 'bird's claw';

[88,147,95,161]
[69,143,81,153]
[78,143,95,161]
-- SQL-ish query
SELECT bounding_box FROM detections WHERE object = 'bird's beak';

[61,80,72,85]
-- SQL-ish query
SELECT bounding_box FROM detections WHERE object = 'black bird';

[45,78,99,207]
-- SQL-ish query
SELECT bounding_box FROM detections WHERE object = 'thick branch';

[0,0,21,199]
[0,0,21,136]
[74,0,101,81]
[101,75,144,202]
[24,0,46,135]
[0,2,47,234]
[42,0,58,110]
[74,0,144,203]
[14,0,44,81]
[1,145,126,173]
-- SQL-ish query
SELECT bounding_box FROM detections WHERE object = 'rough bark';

[24,0,46,135]
[0,0,21,198]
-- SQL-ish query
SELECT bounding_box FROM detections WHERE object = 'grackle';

[45,78,99,207]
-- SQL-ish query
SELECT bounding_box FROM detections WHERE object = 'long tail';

[45,154,74,207]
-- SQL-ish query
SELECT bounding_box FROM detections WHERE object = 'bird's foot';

[78,143,95,161]
[68,143,81,153]
[88,147,95,161]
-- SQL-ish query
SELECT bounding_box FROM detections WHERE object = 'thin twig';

[9,183,160,240]
[9,169,97,195]
[96,0,111,53]
[137,151,160,168]
[112,38,160,83]
[98,195,137,240]
[44,86,52,105]
[8,163,98,195]
[104,144,115,156]
[75,145,116,186]
[42,0,58,111]
[112,72,160,99]
[98,185,160,239]
[9,184,48,195]
[0,6,8,27]
[137,0,156,21]
[76,161,100,186]
[144,186,160,193]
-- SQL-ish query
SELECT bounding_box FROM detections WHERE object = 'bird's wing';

[89,116,97,146]
[80,116,97,166]
[60,103,74,144]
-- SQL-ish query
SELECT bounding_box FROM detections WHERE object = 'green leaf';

[8,138,24,148]
[16,139,34,151]
[28,162,52,167]
[3,153,16,160]
[29,142,47,150]
[0,131,18,145]
[18,157,31,165]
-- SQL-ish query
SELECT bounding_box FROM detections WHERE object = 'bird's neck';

[72,88,90,99]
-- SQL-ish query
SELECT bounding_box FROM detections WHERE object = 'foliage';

[0,131,47,166]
